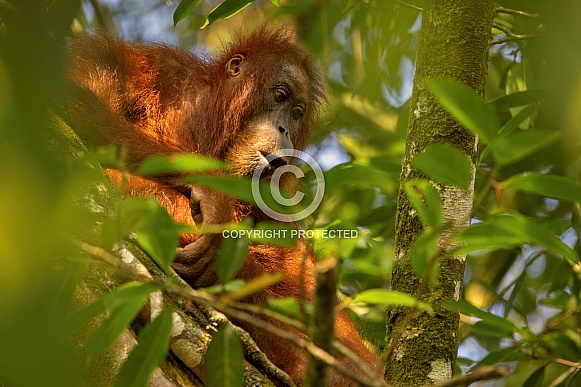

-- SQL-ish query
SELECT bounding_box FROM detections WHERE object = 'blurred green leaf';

[538,290,572,309]
[114,308,173,387]
[119,198,188,270]
[427,78,499,143]
[487,90,547,111]
[492,212,579,265]
[453,222,525,254]
[501,173,581,202]
[354,289,433,313]
[204,324,244,387]
[490,129,562,166]
[187,175,255,204]
[413,144,472,190]
[267,297,301,320]
[201,0,254,29]
[496,105,536,137]
[325,160,397,195]
[404,180,443,229]
[135,154,224,176]
[85,282,161,360]
[221,272,284,303]
[270,0,280,6]
[410,229,441,285]
[522,366,546,387]
[441,300,527,339]
[470,320,514,339]
[215,234,248,282]
[173,0,202,26]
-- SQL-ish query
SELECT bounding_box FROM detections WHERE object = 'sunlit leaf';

[427,78,499,143]
[487,90,548,111]
[215,233,249,282]
[501,173,581,202]
[114,308,173,387]
[201,0,254,29]
[267,297,301,320]
[413,144,472,190]
[490,129,561,166]
[135,154,224,176]
[204,325,244,387]
[220,272,285,303]
[173,0,202,26]
[354,289,433,313]
[270,0,280,6]
[186,175,255,204]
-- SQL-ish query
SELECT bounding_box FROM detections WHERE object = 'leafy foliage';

[4,0,581,386]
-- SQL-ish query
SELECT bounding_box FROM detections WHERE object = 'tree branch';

[496,7,541,19]
[431,365,510,387]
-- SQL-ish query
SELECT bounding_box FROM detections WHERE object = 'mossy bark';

[385,1,494,385]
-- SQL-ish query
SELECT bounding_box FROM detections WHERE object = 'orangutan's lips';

[257,151,289,173]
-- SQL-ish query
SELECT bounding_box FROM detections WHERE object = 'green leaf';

[187,175,255,204]
[404,180,443,229]
[204,324,244,387]
[86,283,161,361]
[490,129,561,166]
[354,289,432,313]
[215,234,249,282]
[267,297,301,320]
[453,222,525,254]
[114,308,173,387]
[470,320,514,339]
[523,366,546,387]
[173,0,202,26]
[201,0,254,29]
[413,144,472,190]
[501,173,581,202]
[135,154,224,176]
[409,228,442,285]
[270,0,280,6]
[491,212,579,265]
[496,105,536,138]
[120,198,188,270]
[427,78,499,143]
[441,300,521,337]
[325,161,397,194]
[487,90,548,111]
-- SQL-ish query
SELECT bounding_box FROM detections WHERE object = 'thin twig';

[431,365,510,387]
[496,7,541,19]
[395,0,422,12]
[491,34,542,45]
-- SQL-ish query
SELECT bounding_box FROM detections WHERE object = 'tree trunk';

[385,1,494,385]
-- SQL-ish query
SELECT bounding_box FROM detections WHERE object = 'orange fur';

[66,27,380,385]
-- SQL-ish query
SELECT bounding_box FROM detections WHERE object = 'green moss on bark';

[385,1,494,385]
